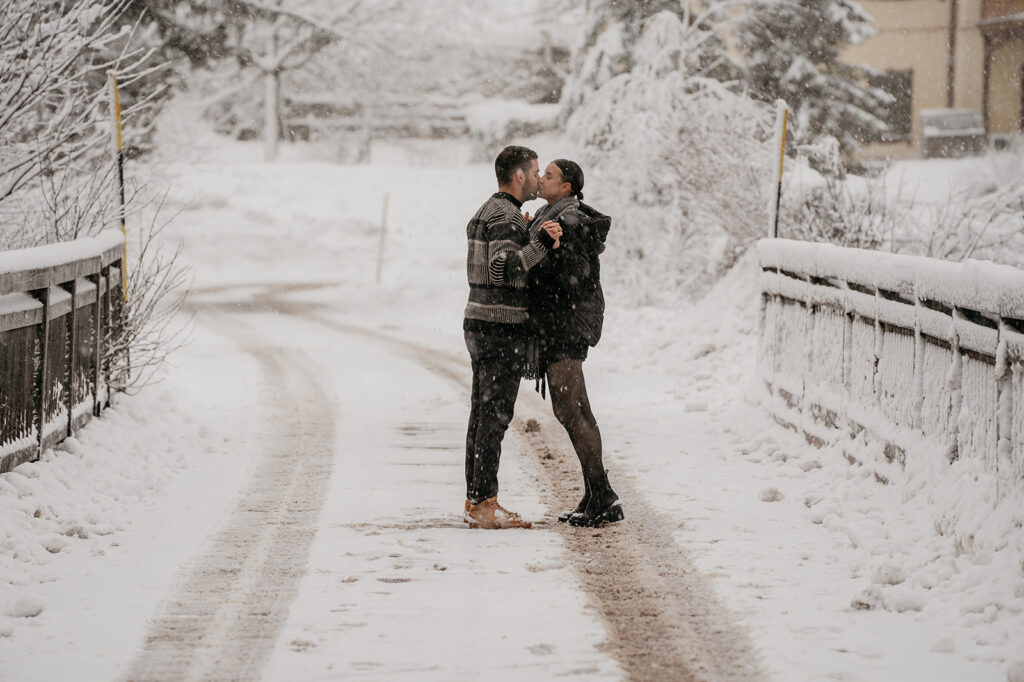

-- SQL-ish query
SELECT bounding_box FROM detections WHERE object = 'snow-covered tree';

[737,0,891,153]
[568,10,773,303]
[561,0,743,114]
[138,0,397,161]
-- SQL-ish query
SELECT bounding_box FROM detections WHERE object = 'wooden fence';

[757,238,1024,495]
[0,230,126,473]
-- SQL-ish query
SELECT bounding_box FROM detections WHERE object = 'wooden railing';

[757,238,1024,495]
[0,230,126,473]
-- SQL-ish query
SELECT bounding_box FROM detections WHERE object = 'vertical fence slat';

[948,307,963,462]
[995,318,1013,498]
[33,287,52,457]
[912,289,925,430]
[90,273,102,417]
[103,265,113,407]
[114,261,128,390]
[65,279,79,438]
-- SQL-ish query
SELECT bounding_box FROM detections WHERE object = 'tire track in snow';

[124,312,336,682]
[196,283,766,682]
[519,431,766,682]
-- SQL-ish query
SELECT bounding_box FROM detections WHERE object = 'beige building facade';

[843,0,1024,159]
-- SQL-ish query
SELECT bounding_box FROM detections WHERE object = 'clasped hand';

[540,220,561,249]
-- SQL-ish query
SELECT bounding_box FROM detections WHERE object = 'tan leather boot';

[464,496,532,529]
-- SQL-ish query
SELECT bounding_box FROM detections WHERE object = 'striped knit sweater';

[464,192,549,328]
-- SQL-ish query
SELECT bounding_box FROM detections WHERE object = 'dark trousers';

[464,330,526,504]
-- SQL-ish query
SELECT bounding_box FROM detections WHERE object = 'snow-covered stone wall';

[757,239,1024,496]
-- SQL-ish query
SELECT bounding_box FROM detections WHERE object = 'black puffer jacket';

[527,196,611,349]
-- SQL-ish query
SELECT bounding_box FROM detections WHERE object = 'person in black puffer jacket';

[527,159,623,528]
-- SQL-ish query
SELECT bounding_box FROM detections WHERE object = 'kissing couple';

[462,145,623,530]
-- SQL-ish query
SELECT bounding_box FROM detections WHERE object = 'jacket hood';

[574,202,611,251]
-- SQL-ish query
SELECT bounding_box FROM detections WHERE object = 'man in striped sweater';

[463,145,561,529]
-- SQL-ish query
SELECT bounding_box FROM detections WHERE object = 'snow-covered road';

[185,288,625,680]
[2,142,1022,681]
[171,285,762,681]
[125,307,337,681]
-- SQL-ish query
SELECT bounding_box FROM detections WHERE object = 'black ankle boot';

[568,472,623,528]
[558,478,591,523]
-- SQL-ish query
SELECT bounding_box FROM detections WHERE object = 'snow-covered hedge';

[757,239,1024,509]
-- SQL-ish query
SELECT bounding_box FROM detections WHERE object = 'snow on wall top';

[0,230,124,277]
[757,238,1024,319]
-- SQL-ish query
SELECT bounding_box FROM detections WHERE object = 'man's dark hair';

[552,159,584,201]
[495,145,538,185]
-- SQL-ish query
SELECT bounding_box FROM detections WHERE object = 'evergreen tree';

[561,0,740,114]
[737,0,892,153]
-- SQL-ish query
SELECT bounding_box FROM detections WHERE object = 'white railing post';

[995,317,1013,498]
[912,288,925,431]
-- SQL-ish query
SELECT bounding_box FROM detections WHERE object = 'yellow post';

[769,99,789,239]
[108,71,127,300]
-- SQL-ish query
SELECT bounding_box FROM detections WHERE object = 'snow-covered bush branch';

[778,138,901,250]
[105,189,192,395]
[780,143,1024,266]
[0,0,160,248]
[912,176,1024,266]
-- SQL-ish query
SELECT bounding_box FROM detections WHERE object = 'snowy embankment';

[599,246,1024,680]
[0,324,262,678]
[0,131,1022,680]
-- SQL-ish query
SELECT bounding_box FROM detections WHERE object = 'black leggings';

[546,358,604,484]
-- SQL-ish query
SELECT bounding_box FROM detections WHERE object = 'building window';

[871,69,913,141]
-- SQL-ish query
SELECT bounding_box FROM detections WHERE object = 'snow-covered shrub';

[779,142,1024,265]
[909,174,1024,267]
[107,191,192,394]
[779,138,901,250]
[567,10,773,304]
